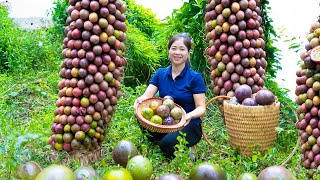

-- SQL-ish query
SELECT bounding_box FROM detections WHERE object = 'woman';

[134,33,206,158]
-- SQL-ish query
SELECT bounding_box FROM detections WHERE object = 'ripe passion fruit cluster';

[205,0,267,98]
[230,84,276,106]
[296,21,320,171]
[49,0,127,152]
[140,96,183,125]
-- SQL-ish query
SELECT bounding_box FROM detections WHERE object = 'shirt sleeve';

[149,69,160,87]
[191,73,206,94]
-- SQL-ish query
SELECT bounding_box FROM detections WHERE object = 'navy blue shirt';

[150,65,206,124]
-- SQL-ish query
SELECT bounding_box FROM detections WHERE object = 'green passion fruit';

[126,155,153,180]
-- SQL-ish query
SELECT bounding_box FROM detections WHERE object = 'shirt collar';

[165,64,189,79]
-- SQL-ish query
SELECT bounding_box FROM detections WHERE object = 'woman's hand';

[185,113,193,122]
[134,95,148,109]
[134,84,159,109]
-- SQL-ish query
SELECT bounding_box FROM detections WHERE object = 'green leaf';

[10,92,18,97]
[252,155,258,162]
[15,133,40,149]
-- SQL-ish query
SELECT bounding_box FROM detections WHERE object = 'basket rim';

[134,97,188,132]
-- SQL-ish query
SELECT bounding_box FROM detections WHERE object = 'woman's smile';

[169,38,190,65]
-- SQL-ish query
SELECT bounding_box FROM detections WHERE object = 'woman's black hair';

[167,33,193,67]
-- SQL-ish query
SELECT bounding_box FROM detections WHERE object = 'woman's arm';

[185,93,206,121]
[134,84,158,108]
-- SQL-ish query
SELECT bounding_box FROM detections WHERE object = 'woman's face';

[168,38,190,66]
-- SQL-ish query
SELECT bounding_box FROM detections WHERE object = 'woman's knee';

[159,135,178,157]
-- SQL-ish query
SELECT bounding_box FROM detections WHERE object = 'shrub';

[0,5,62,73]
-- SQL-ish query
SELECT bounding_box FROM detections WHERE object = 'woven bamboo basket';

[134,97,188,133]
[223,99,280,156]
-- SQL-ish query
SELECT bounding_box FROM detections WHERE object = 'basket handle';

[201,95,231,120]
[201,95,231,147]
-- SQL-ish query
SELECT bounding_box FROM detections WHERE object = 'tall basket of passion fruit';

[295,20,320,177]
[47,0,127,165]
[134,96,188,133]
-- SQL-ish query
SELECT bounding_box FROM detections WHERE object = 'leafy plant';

[46,0,69,42]
[123,0,161,38]
[123,23,162,86]
[260,0,282,78]
[0,5,62,73]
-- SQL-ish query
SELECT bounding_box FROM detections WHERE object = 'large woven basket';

[134,97,187,133]
[223,99,280,156]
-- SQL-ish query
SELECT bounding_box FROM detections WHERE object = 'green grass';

[0,71,314,180]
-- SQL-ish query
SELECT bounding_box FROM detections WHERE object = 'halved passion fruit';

[311,46,320,62]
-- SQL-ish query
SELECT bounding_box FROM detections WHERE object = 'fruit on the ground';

[15,161,42,180]
[254,89,275,105]
[237,172,258,180]
[189,162,227,180]
[205,0,266,98]
[49,0,127,152]
[257,166,296,180]
[158,173,183,180]
[35,164,76,180]
[126,155,153,180]
[74,166,101,180]
[102,168,133,180]
[112,140,138,168]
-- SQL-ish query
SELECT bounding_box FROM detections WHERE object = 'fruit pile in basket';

[140,96,183,126]
[229,84,276,106]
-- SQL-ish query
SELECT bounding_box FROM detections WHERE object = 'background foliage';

[0,6,61,74]
[0,0,309,179]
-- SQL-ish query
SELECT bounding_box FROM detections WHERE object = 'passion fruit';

[189,162,227,180]
[158,173,183,180]
[170,107,183,120]
[235,84,252,103]
[16,161,42,180]
[126,155,153,180]
[255,89,275,105]
[237,172,258,180]
[112,140,138,168]
[35,164,76,180]
[258,166,296,180]
[74,166,101,180]
[102,168,133,180]
[150,115,163,125]
[141,107,154,120]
